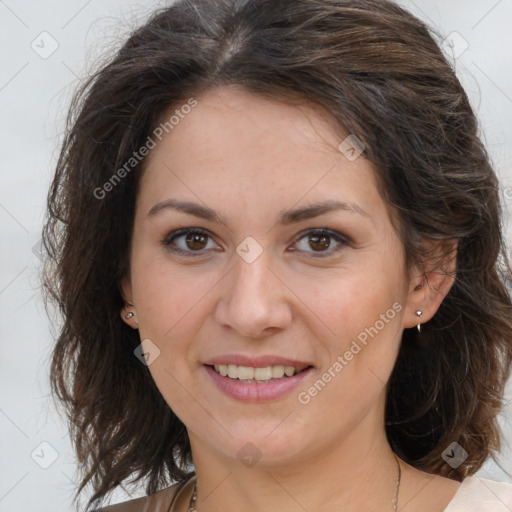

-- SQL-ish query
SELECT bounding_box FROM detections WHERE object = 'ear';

[403,239,457,330]
[120,276,139,329]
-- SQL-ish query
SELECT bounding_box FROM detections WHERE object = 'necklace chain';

[187,481,197,512]
[187,454,401,512]
[392,453,402,512]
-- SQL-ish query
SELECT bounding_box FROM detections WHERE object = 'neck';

[188,412,401,512]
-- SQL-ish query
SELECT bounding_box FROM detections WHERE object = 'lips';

[202,355,315,403]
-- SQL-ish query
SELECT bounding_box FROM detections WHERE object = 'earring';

[415,310,422,332]
[125,300,136,320]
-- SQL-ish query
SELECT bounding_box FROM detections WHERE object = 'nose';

[213,249,293,339]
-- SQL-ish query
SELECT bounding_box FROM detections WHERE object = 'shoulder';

[93,478,190,512]
[444,476,512,511]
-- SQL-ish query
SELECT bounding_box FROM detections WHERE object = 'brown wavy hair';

[42,0,512,509]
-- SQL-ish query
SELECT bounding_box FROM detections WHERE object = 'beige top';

[444,476,512,512]
[96,474,512,511]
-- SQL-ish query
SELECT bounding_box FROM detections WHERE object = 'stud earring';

[125,312,135,319]
[415,310,423,332]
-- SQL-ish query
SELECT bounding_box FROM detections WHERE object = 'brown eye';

[185,232,208,250]
[163,228,218,256]
[293,229,348,257]
[308,233,331,252]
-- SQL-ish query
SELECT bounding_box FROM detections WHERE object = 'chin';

[212,424,311,467]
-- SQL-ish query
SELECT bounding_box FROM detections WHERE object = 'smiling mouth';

[208,364,312,383]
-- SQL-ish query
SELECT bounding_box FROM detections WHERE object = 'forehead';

[147,87,344,163]
[137,86,382,217]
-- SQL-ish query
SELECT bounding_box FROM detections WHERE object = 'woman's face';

[122,86,424,466]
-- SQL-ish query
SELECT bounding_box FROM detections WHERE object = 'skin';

[121,85,460,512]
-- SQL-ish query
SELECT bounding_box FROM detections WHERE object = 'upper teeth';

[213,364,302,380]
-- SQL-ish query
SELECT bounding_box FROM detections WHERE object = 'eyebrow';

[146,198,370,225]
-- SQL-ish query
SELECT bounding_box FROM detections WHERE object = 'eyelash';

[162,228,349,258]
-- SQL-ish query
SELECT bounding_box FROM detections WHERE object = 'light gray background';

[1,1,511,511]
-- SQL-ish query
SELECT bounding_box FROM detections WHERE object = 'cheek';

[298,280,403,425]
[288,255,405,388]
[130,260,210,418]
[131,253,219,340]
[290,257,402,336]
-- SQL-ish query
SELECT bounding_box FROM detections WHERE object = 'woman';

[42,0,512,510]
